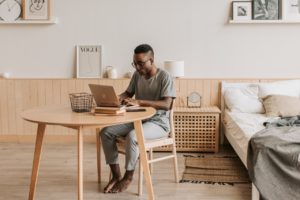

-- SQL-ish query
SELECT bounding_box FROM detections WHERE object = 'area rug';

[180,154,251,185]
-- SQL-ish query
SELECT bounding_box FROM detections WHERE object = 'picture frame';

[76,45,102,78]
[232,1,252,20]
[253,0,279,20]
[22,0,51,20]
[282,0,300,20]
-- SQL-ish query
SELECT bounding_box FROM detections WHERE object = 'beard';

[137,68,148,76]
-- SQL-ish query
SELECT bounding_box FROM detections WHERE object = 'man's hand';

[118,91,134,105]
[122,98,139,106]
[118,96,126,104]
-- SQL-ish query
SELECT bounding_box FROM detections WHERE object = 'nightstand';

[173,106,221,152]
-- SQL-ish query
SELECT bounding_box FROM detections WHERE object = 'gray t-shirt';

[126,68,176,132]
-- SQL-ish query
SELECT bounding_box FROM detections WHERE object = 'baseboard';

[0,135,97,143]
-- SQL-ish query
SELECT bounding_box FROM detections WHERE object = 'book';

[94,105,141,115]
[93,109,126,115]
[95,105,126,112]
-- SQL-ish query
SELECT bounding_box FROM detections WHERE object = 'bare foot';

[104,177,121,193]
[109,177,133,193]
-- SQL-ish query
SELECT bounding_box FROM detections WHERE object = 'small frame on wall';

[253,0,279,20]
[76,45,102,78]
[282,0,300,20]
[22,0,51,20]
[232,1,252,20]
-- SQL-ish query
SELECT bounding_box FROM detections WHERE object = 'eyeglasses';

[131,59,150,69]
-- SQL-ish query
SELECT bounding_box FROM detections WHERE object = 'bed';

[221,80,300,200]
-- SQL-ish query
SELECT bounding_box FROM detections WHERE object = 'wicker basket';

[69,92,93,112]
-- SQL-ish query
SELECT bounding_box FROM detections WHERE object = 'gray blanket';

[247,116,300,200]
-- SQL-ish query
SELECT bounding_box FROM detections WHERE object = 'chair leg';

[172,144,179,183]
[149,148,153,174]
[96,129,101,183]
[138,159,143,196]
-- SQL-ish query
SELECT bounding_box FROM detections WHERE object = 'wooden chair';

[96,100,179,196]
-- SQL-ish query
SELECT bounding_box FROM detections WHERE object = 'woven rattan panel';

[155,112,219,152]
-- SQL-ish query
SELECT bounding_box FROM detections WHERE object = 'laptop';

[88,84,123,107]
[89,84,145,112]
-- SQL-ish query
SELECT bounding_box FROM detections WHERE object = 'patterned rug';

[180,154,251,185]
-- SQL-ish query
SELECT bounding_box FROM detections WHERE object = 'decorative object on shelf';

[253,0,279,20]
[232,1,252,20]
[0,0,21,22]
[164,60,184,78]
[76,45,102,78]
[282,0,300,20]
[69,92,93,113]
[103,66,117,78]
[0,72,11,79]
[125,71,133,78]
[22,0,50,20]
[187,92,201,108]
[102,66,108,78]
[106,66,118,79]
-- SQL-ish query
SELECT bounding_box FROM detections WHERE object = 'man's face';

[132,53,153,77]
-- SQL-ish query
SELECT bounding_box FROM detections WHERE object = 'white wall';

[0,0,300,78]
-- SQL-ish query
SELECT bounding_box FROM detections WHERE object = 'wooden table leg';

[134,121,155,200]
[96,128,101,183]
[28,123,46,200]
[78,126,83,200]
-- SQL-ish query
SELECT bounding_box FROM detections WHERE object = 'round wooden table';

[22,105,156,200]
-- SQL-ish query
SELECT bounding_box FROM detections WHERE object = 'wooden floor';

[0,143,251,200]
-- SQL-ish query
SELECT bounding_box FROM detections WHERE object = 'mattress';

[224,110,269,167]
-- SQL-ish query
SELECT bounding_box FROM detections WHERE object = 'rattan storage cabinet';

[157,106,221,152]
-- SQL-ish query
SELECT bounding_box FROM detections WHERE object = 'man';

[100,44,176,193]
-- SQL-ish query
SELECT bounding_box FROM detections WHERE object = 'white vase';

[107,67,117,79]
[0,72,10,79]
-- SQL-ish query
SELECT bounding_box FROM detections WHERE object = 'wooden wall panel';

[0,78,288,139]
[6,80,17,135]
[0,80,8,135]
[210,80,220,106]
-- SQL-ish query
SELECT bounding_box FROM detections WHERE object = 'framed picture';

[253,0,279,20]
[76,45,102,78]
[232,1,252,20]
[282,0,300,20]
[22,0,51,20]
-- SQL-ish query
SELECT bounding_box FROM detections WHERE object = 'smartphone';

[126,108,146,112]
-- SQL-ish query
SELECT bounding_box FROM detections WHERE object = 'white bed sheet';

[224,110,268,167]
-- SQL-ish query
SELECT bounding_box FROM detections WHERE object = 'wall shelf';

[0,17,58,25]
[229,19,300,24]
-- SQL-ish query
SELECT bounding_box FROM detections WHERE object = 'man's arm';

[124,97,173,111]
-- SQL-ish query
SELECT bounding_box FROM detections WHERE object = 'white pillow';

[224,87,265,113]
[258,79,300,98]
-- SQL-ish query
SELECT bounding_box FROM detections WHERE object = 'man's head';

[132,44,155,77]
